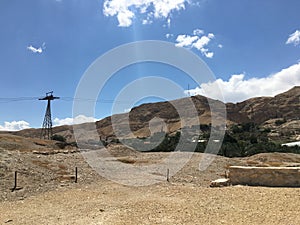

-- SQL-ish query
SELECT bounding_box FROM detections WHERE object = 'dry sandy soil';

[1,134,300,225]
[1,181,300,225]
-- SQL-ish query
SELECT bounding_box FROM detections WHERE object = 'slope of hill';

[6,86,300,143]
[227,86,300,124]
[94,86,300,141]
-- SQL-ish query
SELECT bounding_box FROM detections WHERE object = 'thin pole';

[167,169,170,182]
[11,171,17,192]
[75,167,78,183]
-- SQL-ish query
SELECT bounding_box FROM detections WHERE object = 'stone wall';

[229,166,300,187]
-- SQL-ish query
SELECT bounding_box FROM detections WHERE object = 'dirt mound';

[0,134,58,152]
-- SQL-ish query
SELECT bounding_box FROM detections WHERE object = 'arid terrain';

[1,0,300,223]
[1,133,300,224]
[12,87,300,143]
[1,87,300,224]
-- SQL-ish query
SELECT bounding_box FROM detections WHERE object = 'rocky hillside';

[94,86,300,140]
[8,86,300,142]
[226,86,300,124]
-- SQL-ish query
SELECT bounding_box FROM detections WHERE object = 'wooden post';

[11,171,17,192]
[167,169,169,182]
[75,167,78,183]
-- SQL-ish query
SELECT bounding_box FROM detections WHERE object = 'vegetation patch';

[121,122,300,157]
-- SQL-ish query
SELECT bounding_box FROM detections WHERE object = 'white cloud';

[153,0,186,18]
[175,34,199,47]
[167,17,171,28]
[207,33,214,39]
[27,45,42,53]
[103,0,189,27]
[117,9,135,27]
[27,42,46,54]
[53,115,98,126]
[175,29,217,58]
[286,30,300,46]
[0,121,31,131]
[218,44,223,48]
[165,33,173,39]
[124,108,131,113]
[199,47,214,58]
[142,19,153,25]
[193,29,204,35]
[203,51,214,58]
[186,62,300,103]
[192,36,211,50]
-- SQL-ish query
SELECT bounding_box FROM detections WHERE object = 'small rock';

[210,178,230,187]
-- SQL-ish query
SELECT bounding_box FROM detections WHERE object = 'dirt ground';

[1,134,300,224]
[1,181,300,225]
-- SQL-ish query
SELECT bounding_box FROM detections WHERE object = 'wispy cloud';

[103,0,190,27]
[165,33,173,39]
[27,45,42,53]
[53,115,98,126]
[27,42,46,54]
[175,29,216,58]
[193,29,204,36]
[286,30,300,46]
[0,120,31,131]
[186,62,300,103]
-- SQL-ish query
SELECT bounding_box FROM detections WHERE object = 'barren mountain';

[83,86,300,141]
[7,86,300,142]
[226,86,300,124]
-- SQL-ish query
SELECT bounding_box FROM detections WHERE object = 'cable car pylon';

[39,91,59,139]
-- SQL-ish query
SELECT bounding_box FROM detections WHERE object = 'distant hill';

[94,86,300,141]
[226,86,300,124]
[9,86,300,143]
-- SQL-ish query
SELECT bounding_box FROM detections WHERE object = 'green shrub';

[52,134,66,142]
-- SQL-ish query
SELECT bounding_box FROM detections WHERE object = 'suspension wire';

[0,96,132,104]
[60,97,132,104]
[0,97,40,103]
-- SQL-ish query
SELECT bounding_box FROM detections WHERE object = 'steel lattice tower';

[39,92,59,139]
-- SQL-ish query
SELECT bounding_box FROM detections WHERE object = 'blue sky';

[0,0,300,130]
